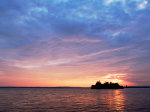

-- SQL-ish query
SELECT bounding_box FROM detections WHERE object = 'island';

[91,81,124,89]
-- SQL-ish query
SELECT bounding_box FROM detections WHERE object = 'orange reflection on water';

[112,90,125,111]
[104,89,126,111]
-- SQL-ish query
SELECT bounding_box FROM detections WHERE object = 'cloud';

[62,38,102,43]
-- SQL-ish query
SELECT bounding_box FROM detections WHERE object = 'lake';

[0,88,150,112]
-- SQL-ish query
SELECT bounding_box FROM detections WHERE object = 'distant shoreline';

[125,86,150,88]
[0,87,88,88]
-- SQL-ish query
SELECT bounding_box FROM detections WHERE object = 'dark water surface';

[0,88,150,112]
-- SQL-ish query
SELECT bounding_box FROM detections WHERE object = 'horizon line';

[0,86,150,88]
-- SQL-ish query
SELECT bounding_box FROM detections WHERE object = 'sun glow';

[104,74,127,85]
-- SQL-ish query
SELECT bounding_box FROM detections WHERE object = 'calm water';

[0,88,150,112]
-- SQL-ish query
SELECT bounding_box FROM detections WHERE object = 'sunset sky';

[0,0,150,87]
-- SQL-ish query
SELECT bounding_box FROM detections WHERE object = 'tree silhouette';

[91,81,124,89]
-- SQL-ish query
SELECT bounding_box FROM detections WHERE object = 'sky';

[0,0,150,87]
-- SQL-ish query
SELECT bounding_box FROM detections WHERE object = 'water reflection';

[88,89,126,111]
[113,90,125,111]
